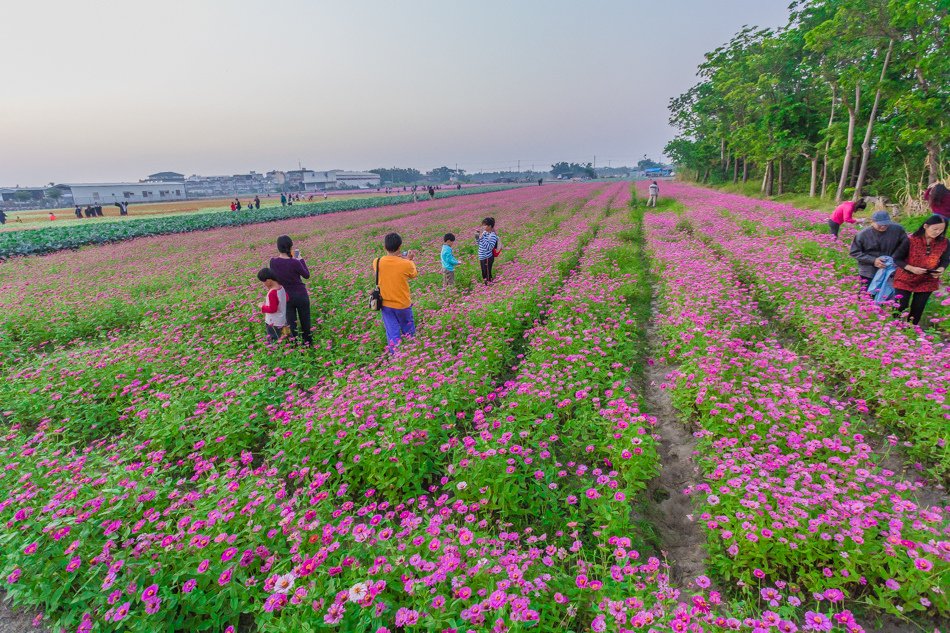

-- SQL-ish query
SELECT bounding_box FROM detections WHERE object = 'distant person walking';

[375,232,418,348]
[230,201,237,212]
[924,183,950,220]
[254,196,261,209]
[538,178,543,186]
[849,211,908,293]
[269,235,313,346]
[74,206,82,219]
[0,210,6,225]
[96,205,103,217]
[84,206,94,218]
[476,217,500,284]
[235,199,242,212]
[828,198,866,239]
[648,181,659,207]
[115,201,129,216]
[280,193,287,207]
[441,233,461,288]
[428,186,435,200]
[49,212,57,221]
[892,214,948,325]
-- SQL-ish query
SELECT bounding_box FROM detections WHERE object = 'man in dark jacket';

[850,210,908,291]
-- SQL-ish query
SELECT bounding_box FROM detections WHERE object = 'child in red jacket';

[257,268,288,341]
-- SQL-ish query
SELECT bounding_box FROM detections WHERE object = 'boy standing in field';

[257,268,288,342]
[441,233,461,288]
[648,181,659,207]
[475,217,500,284]
[375,233,418,348]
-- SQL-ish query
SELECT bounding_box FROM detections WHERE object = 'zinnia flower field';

[0,182,946,632]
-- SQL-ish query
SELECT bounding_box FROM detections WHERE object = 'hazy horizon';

[2,0,790,186]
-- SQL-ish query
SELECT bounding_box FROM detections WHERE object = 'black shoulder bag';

[369,258,383,311]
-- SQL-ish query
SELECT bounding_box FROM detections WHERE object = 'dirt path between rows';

[0,597,44,633]
[642,315,710,587]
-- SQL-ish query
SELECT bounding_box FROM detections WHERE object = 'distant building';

[144,172,185,183]
[300,170,381,190]
[62,182,186,205]
[183,172,274,197]
[0,187,47,202]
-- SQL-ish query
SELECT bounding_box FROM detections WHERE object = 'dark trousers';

[286,292,313,345]
[479,256,495,283]
[828,219,841,239]
[265,325,281,342]
[895,289,932,326]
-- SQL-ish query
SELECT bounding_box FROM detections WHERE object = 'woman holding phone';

[892,215,949,326]
[269,235,313,345]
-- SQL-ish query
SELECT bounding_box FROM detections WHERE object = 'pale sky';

[1,0,790,185]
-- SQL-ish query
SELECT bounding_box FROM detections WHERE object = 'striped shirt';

[476,231,498,260]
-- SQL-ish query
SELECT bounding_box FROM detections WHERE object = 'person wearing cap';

[849,210,908,292]
[828,198,867,239]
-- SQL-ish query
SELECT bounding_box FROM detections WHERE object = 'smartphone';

[293,248,301,258]
[401,250,408,257]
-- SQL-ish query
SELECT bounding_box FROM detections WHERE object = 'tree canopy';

[666,0,949,202]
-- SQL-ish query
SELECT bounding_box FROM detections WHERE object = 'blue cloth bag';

[866,256,897,304]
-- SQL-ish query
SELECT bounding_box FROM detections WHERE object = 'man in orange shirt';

[375,232,418,348]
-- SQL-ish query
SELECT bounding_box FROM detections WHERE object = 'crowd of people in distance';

[843,182,950,326]
[231,196,261,211]
[255,217,502,349]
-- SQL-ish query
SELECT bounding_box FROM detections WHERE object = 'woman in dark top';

[269,235,312,345]
[893,215,949,326]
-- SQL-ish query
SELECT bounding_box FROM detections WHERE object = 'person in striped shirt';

[475,217,500,284]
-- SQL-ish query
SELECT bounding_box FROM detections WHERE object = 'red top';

[261,288,281,314]
[925,186,950,218]
[893,234,949,293]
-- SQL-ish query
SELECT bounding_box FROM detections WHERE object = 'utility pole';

[517,159,520,173]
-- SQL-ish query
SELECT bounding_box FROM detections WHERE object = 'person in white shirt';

[648,181,659,207]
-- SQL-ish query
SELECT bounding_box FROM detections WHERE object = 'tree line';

[665,0,948,203]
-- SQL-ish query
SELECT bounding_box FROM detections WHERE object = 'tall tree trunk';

[720,138,726,170]
[820,84,837,198]
[809,156,818,197]
[733,156,739,184]
[702,168,710,184]
[761,162,770,194]
[849,149,860,188]
[926,141,940,185]
[836,84,860,203]
[854,40,893,200]
[766,160,775,196]
[742,159,749,184]
[777,160,784,195]
[909,63,939,186]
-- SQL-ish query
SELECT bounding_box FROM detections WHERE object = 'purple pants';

[381,306,415,346]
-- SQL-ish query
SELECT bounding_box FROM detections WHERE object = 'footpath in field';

[642,181,948,631]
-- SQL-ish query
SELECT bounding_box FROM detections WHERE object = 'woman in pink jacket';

[828,198,866,239]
